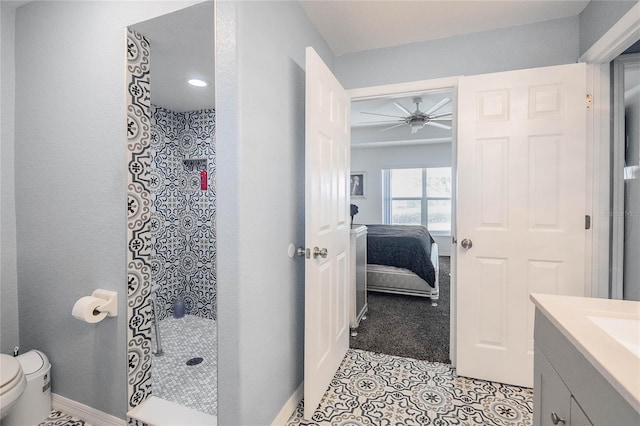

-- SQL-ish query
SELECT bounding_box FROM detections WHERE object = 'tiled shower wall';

[126,28,152,413]
[150,105,216,320]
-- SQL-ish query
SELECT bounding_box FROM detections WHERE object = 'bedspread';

[366,224,436,287]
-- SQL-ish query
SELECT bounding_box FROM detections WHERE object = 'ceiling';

[299,0,590,56]
[306,0,589,148]
[131,2,215,112]
[2,1,32,10]
[124,0,591,114]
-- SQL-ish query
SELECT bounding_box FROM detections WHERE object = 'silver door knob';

[461,238,473,249]
[313,247,328,258]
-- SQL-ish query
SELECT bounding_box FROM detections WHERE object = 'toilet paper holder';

[88,289,118,317]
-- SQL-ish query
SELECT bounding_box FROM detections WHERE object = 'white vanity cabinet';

[349,225,367,335]
[532,294,640,426]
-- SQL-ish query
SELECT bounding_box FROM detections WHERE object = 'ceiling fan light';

[410,121,424,133]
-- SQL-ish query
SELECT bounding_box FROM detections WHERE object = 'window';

[383,167,452,234]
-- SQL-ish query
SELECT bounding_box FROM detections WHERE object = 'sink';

[587,315,640,358]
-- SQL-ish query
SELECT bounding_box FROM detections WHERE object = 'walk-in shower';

[126,2,217,421]
[148,105,217,415]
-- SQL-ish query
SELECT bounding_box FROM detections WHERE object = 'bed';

[365,224,440,306]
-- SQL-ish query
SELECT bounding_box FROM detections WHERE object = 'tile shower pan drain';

[186,357,204,366]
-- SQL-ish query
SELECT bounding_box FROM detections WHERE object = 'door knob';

[461,238,473,249]
[313,247,328,258]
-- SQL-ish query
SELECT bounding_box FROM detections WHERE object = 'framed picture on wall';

[350,171,366,198]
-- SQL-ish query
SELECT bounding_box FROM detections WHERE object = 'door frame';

[348,75,460,365]
[348,57,604,365]
[579,2,640,299]
[611,53,640,299]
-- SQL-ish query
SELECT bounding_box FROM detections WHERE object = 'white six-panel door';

[304,47,351,420]
[456,63,587,387]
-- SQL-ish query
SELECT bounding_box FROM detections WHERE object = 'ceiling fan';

[361,96,452,134]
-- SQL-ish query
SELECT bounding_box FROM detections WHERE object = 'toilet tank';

[2,350,51,426]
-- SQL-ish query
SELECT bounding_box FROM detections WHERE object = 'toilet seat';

[0,355,25,396]
[0,354,27,419]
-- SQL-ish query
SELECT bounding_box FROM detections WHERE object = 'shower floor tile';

[152,314,217,415]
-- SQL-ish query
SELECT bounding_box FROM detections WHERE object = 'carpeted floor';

[350,256,451,363]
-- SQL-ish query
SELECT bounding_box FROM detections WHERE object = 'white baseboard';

[271,382,303,426]
[52,393,126,426]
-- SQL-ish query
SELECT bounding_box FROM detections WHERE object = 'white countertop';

[530,293,640,413]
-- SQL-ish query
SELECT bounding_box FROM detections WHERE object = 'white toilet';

[0,354,27,419]
[0,350,51,426]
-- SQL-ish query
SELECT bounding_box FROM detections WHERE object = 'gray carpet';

[349,256,451,363]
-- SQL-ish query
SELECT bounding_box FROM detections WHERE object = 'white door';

[457,63,587,387]
[304,47,351,420]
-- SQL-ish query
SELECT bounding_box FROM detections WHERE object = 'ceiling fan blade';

[429,111,452,119]
[424,97,451,115]
[381,123,407,132]
[357,119,404,125]
[393,102,413,115]
[361,111,406,119]
[426,121,452,130]
[429,118,452,122]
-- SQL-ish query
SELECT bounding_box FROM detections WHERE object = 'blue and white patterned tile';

[39,410,93,426]
[286,349,533,426]
[150,105,216,321]
[126,27,153,412]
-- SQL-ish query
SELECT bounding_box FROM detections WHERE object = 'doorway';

[346,81,458,365]
[126,2,217,419]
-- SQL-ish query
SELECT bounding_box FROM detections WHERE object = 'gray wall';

[335,16,580,89]
[12,1,201,418]
[216,1,334,424]
[1,2,20,355]
[351,143,453,255]
[579,0,638,57]
[6,0,636,421]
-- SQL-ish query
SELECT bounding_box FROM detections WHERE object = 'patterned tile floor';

[286,349,533,426]
[39,410,92,426]
[151,314,218,415]
[39,341,532,426]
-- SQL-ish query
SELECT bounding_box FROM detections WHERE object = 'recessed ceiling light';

[187,78,209,87]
